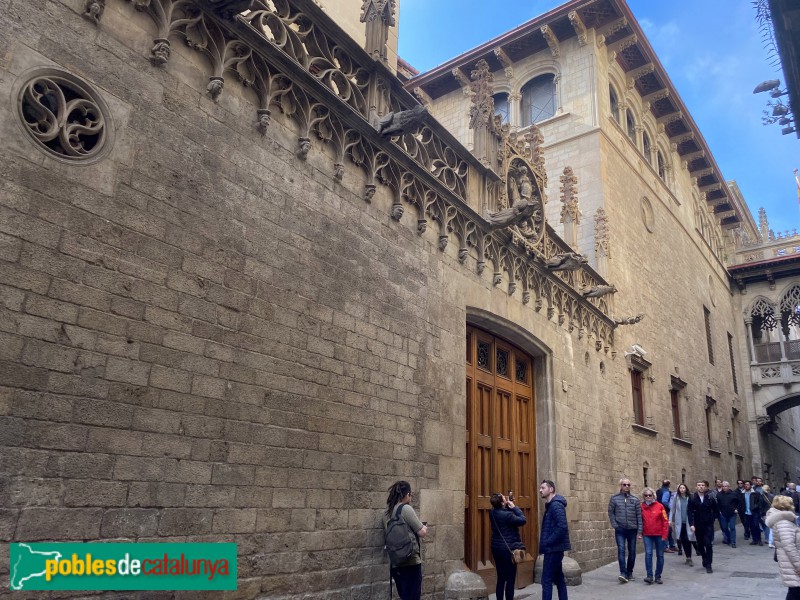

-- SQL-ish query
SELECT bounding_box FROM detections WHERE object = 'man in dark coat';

[539,480,571,600]
[688,480,720,573]
[716,481,741,546]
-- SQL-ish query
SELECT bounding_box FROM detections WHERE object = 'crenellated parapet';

[114,0,615,349]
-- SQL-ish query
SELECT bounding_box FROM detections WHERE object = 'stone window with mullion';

[627,350,654,432]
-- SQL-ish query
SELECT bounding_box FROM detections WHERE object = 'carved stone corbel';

[607,34,637,61]
[568,10,587,46]
[541,25,561,58]
[596,17,628,48]
[84,0,105,24]
[493,47,514,79]
[642,88,669,106]
[626,63,654,89]
[657,111,683,126]
[452,68,472,96]
[412,87,432,106]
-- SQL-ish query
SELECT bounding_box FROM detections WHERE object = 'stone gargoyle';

[376,105,427,137]
[580,284,617,298]
[614,313,645,326]
[546,252,588,271]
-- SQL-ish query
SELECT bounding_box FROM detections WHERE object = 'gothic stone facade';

[0,0,752,598]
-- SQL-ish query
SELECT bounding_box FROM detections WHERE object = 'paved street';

[493,525,786,599]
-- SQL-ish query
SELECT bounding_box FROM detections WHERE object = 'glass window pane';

[493,93,509,124]
[521,74,555,127]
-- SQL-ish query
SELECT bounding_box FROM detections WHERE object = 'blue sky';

[398,0,799,236]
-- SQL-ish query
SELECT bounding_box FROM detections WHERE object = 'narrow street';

[497,525,785,599]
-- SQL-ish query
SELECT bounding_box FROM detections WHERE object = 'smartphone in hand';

[508,490,515,502]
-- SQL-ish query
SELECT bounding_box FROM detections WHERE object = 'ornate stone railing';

[107,0,616,349]
[752,359,800,386]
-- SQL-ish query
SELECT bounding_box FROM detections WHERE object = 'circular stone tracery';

[16,68,112,163]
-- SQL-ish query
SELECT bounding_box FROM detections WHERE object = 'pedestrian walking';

[669,483,696,566]
[742,480,767,545]
[766,494,800,600]
[640,487,669,584]
[608,477,642,583]
[763,484,776,546]
[716,481,741,547]
[655,480,677,553]
[538,480,570,600]
[688,480,719,573]
[489,492,526,600]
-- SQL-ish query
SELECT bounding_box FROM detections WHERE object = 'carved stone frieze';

[119,0,616,349]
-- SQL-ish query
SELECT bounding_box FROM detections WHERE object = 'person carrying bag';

[383,481,428,600]
[489,492,527,600]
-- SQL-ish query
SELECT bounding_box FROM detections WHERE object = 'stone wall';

[0,2,752,600]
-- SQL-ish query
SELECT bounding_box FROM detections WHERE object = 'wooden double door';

[465,326,537,586]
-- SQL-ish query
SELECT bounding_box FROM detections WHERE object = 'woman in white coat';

[766,494,800,600]
[669,483,696,566]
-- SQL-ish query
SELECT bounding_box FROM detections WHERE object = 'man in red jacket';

[640,487,669,584]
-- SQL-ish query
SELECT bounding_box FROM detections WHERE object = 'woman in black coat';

[489,492,527,600]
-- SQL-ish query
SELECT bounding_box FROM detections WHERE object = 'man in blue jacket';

[539,479,571,600]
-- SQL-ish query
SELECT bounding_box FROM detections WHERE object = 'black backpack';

[385,504,418,566]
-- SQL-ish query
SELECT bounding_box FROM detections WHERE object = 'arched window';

[642,131,652,164]
[626,110,636,145]
[609,85,620,123]
[657,150,666,179]
[493,93,509,124]
[521,74,556,127]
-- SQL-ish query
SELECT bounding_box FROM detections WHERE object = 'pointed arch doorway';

[465,325,538,588]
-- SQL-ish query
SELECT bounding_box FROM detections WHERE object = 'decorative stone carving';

[115,0,618,352]
[758,207,769,241]
[546,252,588,271]
[256,108,271,135]
[468,60,495,130]
[541,25,560,57]
[150,38,171,65]
[16,69,111,163]
[559,167,579,221]
[493,47,514,78]
[581,284,617,298]
[452,68,472,96]
[487,168,537,230]
[84,0,105,24]
[360,0,396,63]
[614,314,645,325]
[376,105,427,136]
[568,10,587,46]
[594,207,610,257]
[626,63,654,89]
[412,87,432,106]
[207,76,224,101]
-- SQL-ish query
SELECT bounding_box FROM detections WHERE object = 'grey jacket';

[608,492,643,533]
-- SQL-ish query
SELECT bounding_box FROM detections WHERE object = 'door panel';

[465,326,538,587]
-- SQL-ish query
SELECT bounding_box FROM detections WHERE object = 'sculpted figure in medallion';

[487,167,538,230]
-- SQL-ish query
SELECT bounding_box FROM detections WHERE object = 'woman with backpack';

[489,492,527,600]
[383,481,428,600]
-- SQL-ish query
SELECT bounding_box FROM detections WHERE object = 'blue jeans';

[643,536,664,579]
[719,513,736,545]
[615,528,638,576]
[540,551,568,600]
